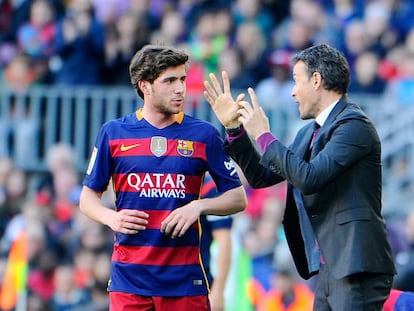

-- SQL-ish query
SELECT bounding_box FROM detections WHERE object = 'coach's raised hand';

[204,71,245,128]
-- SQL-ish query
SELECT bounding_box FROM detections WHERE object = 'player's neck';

[141,107,178,129]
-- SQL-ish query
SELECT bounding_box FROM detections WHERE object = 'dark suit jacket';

[225,97,396,280]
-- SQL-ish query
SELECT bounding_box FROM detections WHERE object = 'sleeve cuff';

[226,128,246,144]
[257,132,277,152]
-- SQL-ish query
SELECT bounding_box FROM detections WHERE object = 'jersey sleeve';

[206,127,242,193]
[82,123,113,192]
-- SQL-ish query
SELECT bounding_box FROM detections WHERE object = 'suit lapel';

[309,97,348,159]
[298,122,316,159]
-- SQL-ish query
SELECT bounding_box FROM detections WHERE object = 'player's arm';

[79,185,149,234]
[161,185,246,238]
[200,185,246,216]
[210,227,232,311]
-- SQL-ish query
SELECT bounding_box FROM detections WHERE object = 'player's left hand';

[160,201,202,238]
[204,71,245,128]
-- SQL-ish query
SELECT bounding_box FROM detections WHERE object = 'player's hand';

[160,201,201,239]
[106,209,149,234]
[204,71,245,128]
[238,87,271,140]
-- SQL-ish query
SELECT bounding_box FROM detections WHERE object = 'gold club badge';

[177,140,194,157]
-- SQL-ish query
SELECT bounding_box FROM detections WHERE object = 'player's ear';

[138,81,150,95]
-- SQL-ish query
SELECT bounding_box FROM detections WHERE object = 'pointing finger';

[248,88,260,110]
[222,71,231,95]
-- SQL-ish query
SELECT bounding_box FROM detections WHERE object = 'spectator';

[348,51,386,94]
[393,210,414,292]
[255,49,297,142]
[361,1,398,58]
[341,19,372,70]
[0,62,40,169]
[149,9,186,46]
[16,0,57,84]
[104,11,149,85]
[89,252,111,310]
[36,142,78,201]
[127,0,160,32]
[187,7,229,78]
[52,0,105,85]
[247,266,314,311]
[0,157,14,234]
[27,248,58,303]
[90,0,130,27]
[233,21,270,87]
[50,263,91,311]
[272,0,319,52]
[217,47,253,90]
[381,47,414,117]
[2,52,38,91]
[1,168,29,222]
[231,0,275,39]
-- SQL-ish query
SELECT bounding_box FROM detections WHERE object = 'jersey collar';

[136,108,184,124]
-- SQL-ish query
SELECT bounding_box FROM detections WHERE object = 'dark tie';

[310,122,321,149]
[305,122,320,160]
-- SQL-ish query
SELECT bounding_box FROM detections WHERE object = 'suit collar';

[316,99,339,126]
[323,96,348,127]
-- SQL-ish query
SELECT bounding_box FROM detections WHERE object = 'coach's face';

[291,61,320,120]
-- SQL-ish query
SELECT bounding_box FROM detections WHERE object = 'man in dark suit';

[204,44,396,311]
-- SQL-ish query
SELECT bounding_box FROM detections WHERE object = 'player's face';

[148,65,187,115]
[291,61,319,120]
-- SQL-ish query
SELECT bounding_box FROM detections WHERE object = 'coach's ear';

[312,71,323,90]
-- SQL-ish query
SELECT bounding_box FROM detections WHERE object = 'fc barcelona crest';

[151,136,167,157]
[177,140,194,157]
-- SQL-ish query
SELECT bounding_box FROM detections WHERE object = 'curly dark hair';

[129,45,189,99]
[292,44,350,95]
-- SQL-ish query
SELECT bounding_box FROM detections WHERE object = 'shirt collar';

[315,99,339,127]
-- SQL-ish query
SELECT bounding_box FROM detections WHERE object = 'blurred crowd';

[1,0,414,142]
[2,0,414,310]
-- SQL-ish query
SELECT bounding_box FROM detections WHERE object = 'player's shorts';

[109,292,211,311]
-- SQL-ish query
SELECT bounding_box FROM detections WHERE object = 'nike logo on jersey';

[120,143,141,151]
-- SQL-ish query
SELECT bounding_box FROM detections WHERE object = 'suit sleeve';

[224,131,285,188]
[262,117,379,194]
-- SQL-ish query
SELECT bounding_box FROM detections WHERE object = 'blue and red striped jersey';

[83,109,241,297]
[200,173,233,285]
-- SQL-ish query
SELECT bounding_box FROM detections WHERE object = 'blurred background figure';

[51,0,105,85]
[104,11,149,85]
[255,49,297,143]
[348,51,386,94]
[50,263,91,310]
[247,267,314,311]
[16,0,57,84]
[393,210,414,292]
